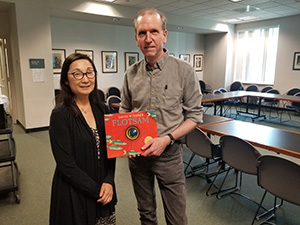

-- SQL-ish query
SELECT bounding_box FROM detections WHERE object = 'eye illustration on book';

[126,126,140,140]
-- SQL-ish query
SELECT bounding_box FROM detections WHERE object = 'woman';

[49,53,117,225]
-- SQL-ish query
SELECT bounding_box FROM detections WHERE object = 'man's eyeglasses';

[68,71,96,80]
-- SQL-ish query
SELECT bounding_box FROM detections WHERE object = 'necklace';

[77,104,88,114]
[79,107,87,114]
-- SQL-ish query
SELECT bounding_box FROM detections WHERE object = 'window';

[233,26,279,85]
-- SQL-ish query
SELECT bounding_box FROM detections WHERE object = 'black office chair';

[261,86,273,93]
[262,89,280,119]
[211,135,262,208]
[280,88,300,122]
[107,95,121,113]
[229,81,244,91]
[218,87,227,93]
[106,86,120,98]
[97,89,106,103]
[285,92,300,120]
[252,155,300,225]
[199,80,212,94]
[285,87,300,96]
[212,89,222,115]
[246,85,259,110]
[199,81,214,112]
[246,85,259,92]
[54,89,60,104]
[219,88,240,117]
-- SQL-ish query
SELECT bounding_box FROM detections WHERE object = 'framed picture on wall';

[101,51,118,73]
[179,54,190,62]
[194,54,203,71]
[293,52,300,70]
[52,49,66,74]
[75,49,94,61]
[125,52,139,70]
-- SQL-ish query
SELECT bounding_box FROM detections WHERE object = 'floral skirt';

[95,212,116,225]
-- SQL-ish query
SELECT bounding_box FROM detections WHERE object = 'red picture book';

[104,111,158,158]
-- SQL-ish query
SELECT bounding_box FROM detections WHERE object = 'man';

[120,8,203,225]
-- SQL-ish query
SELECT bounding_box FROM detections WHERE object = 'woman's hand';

[97,183,113,205]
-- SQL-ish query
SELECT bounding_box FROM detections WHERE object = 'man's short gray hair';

[133,8,167,33]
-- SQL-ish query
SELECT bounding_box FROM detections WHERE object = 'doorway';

[0,37,12,114]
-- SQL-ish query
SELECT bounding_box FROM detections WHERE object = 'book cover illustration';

[104,110,158,158]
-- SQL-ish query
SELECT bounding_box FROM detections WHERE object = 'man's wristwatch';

[167,133,175,145]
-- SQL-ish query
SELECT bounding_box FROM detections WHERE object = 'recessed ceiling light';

[222,18,241,23]
[229,0,243,2]
[94,0,116,3]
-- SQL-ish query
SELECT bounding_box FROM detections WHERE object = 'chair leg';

[184,153,196,177]
[206,162,231,196]
[216,169,240,199]
[252,191,284,225]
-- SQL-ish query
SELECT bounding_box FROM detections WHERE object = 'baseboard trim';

[16,120,49,133]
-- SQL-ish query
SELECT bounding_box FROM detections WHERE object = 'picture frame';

[101,51,118,73]
[52,49,66,74]
[194,54,203,71]
[125,52,139,70]
[293,52,300,70]
[75,49,94,61]
[179,54,190,62]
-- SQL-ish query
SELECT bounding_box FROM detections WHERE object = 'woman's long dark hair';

[55,53,106,114]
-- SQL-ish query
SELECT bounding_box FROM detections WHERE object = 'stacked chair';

[0,104,20,203]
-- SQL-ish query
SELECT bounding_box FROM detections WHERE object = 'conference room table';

[202,90,300,119]
[198,119,300,159]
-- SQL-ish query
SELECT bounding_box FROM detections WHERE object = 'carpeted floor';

[0,106,299,225]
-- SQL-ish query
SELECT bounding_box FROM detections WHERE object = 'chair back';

[199,80,206,91]
[292,92,300,108]
[218,88,228,93]
[199,80,212,94]
[107,95,121,113]
[98,89,106,102]
[246,85,258,92]
[220,135,261,175]
[213,89,221,94]
[229,81,243,91]
[186,127,214,158]
[264,89,280,103]
[107,86,120,98]
[54,89,60,96]
[286,88,300,96]
[261,86,273,93]
[257,155,300,206]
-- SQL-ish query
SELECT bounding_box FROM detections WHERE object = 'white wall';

[51,18,205,94]
[14,0,54,130]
